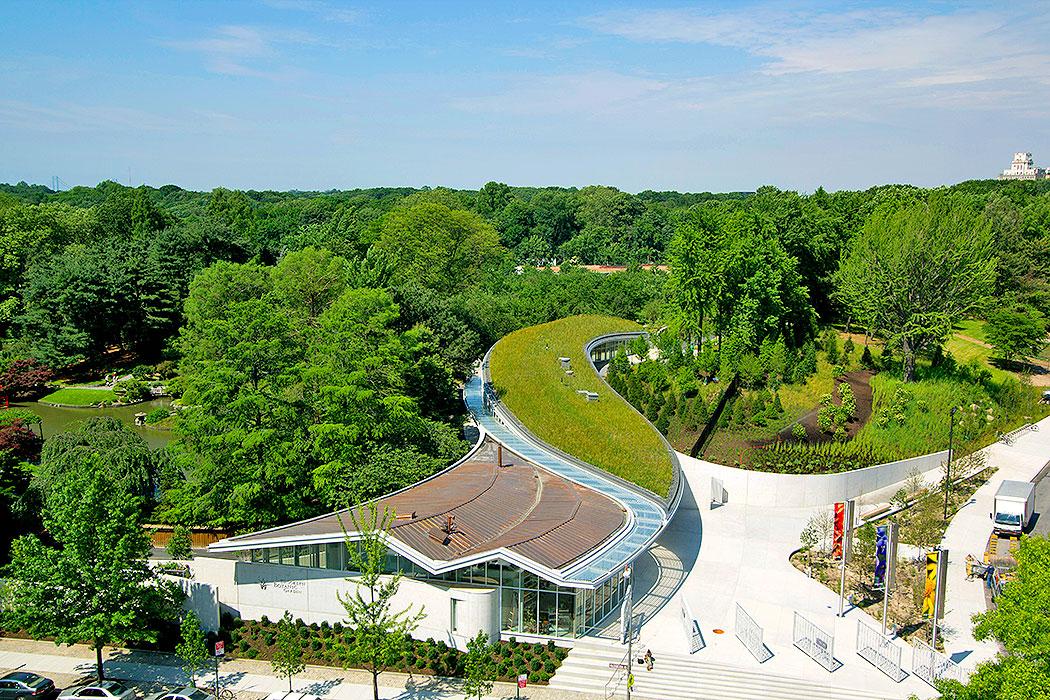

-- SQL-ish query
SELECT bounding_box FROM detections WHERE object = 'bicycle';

[217,688,236,700]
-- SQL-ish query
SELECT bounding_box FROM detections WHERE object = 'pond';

[12,398,175,450]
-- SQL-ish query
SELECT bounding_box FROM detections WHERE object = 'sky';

[1,0,1048,194]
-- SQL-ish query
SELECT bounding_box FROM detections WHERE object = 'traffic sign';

[214,640,225,656]
[608,662,628,670]
[517,674,527,689]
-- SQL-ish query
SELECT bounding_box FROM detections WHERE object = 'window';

[82,690,104,697]
[280,546,295,566]
[325,543,343,570]
[450,599,459,632]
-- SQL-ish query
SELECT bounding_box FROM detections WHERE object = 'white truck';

[992,480,1036,535]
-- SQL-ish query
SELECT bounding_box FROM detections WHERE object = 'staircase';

[551,639,908,700]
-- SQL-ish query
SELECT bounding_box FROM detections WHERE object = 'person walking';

[644,649,654,671]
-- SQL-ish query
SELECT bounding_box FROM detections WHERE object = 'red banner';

[833,502,845,559]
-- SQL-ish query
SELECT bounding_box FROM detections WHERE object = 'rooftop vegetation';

[488,315,674,499]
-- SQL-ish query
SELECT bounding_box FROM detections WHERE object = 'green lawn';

[488,315,674,498]
[41,387,117,406]
[953,318,989,343]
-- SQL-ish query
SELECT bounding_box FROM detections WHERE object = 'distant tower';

[999,152,1047,180]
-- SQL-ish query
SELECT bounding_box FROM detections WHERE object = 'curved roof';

[210,437,628,576]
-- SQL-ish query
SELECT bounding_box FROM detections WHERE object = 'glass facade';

[241,544,625,638]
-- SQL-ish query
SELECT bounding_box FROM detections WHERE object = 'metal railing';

[912,639,967,687]
[735,603,773,663]
[792,611,841,672]
[855,619,907,682]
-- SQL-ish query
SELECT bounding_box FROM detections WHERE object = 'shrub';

[747,441,883,474]
[145,407,170,424]
[246,648,259,659]
[860,345,874,368]
[838,382,856,420]
[166,524,193,560]
[113,378,150,403]
[791,423,807,441]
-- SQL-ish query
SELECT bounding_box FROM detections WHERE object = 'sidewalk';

[940,416,1050,670]
[0,638,600,700]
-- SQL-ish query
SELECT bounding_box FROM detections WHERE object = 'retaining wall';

[679,448,949,508]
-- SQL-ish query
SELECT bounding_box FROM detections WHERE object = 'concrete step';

[551,642,907,700]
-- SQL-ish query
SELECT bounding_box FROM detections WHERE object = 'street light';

[943,406,959,520]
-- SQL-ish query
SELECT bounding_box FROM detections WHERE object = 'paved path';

[0,639,598,700]
[940,417,1050,670]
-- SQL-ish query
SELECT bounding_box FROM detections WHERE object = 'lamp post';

[943,406,958,520]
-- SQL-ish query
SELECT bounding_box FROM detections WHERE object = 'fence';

[912,640,967,688]
[856,619,907,682]
[680,597,705,654]
[792,612,841,672]
[735,603,773,663]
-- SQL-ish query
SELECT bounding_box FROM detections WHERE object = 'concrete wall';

[680,448,949,508]
[177,557,499,650]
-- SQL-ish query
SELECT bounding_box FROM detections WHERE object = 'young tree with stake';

[272,611,306,692]
[336,504,424,700]
[175,612,209,687]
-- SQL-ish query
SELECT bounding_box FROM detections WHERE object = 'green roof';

[488,315,674,498]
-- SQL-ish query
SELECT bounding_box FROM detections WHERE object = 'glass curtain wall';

[242,545,625,639]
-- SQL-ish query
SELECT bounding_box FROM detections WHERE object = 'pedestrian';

[644,649,654,671]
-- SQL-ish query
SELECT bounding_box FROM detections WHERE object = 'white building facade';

[999,152,1048,180]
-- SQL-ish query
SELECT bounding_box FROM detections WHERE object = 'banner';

[922,550,938,618]
[874,525,888,588]
[833,502,845,559]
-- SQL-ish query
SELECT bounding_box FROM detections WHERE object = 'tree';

[0,359,52,399]
[37,416,158,505]
[167,525,193,560]
[938,536,1050,699]
[669,208,722,350]
[835,196,996,381]
[4,456,181,680]
[175,612,209,686]
[272,611,306,692]
[985,304,1048,365]
[374,202,501,294]
[462,631,494,700]
[336,504,424,700]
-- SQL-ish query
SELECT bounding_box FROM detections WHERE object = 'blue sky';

[2,1,1048,193]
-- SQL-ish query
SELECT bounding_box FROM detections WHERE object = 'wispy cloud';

[163,25,317,79]
[262,0,359,25]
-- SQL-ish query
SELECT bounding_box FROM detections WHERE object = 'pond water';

[13,398,175,450]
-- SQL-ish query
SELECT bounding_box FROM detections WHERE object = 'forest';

[0,176,1048,537]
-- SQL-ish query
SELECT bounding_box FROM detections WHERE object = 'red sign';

[214,640,225,656]
[517,674,527,689]
[832,502,845,559]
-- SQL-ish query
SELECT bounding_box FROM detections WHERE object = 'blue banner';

[874,525,888,588]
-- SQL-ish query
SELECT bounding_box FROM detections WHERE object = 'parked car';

[145,687,213,700]
[0,673,59,700]
[58,681,135,700]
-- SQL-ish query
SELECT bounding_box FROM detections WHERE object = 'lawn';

[40,387,117,406]
[954,318,989,343]
[488,315,675,498]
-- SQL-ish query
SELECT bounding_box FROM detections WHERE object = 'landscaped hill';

[488,315,674,498]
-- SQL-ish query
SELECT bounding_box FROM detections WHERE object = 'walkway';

[940,416,1050,670]
[0,638,598,700]
[462,374,668,585]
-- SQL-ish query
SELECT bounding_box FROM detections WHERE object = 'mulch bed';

[777,369,874,445]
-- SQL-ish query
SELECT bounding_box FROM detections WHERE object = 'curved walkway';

[463,373,669,585]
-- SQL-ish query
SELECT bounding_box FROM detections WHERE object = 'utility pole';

[944,406,958,520]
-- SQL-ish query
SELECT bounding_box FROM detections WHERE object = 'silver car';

[58,682,135,700]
